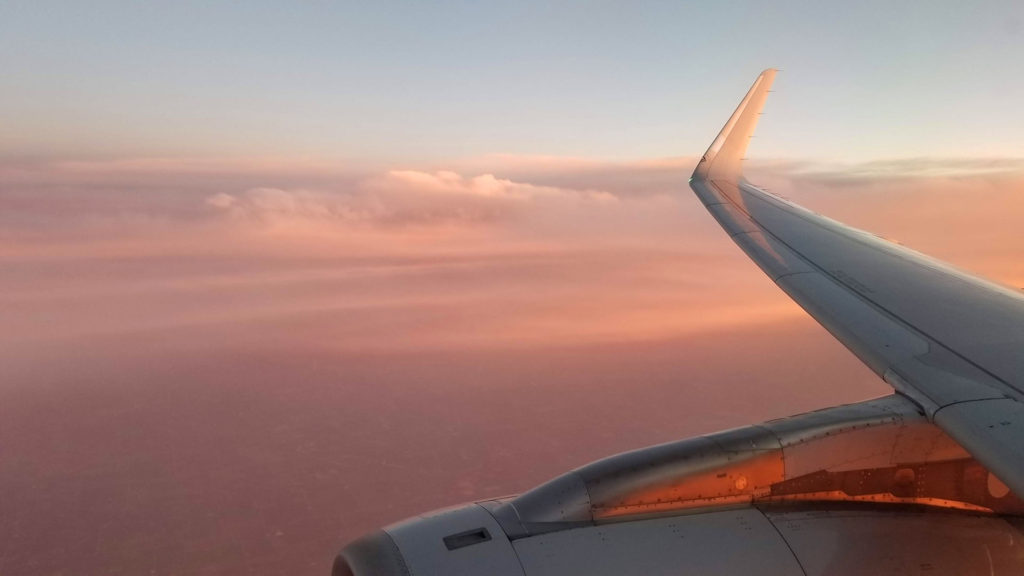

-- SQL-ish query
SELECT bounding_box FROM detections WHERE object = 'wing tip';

[693,68,778,181]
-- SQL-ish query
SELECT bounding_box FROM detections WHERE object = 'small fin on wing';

[693,68,777,181]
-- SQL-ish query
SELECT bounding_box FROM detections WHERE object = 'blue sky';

[3,0,1023,162]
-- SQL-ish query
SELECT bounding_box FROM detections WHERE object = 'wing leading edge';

[691,69,1024,499]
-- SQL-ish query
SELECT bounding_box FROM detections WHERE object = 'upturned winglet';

[692,68,776,181]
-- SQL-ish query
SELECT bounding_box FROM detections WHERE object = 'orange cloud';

[5,156,1024,353]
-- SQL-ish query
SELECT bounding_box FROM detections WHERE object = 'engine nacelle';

[336,395,1024,575]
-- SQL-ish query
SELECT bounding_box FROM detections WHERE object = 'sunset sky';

[4,2,1024,575]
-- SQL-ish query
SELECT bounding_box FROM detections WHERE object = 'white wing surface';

[690,69,1024,498]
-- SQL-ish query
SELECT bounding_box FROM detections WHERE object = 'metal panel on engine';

[512,509,803,576]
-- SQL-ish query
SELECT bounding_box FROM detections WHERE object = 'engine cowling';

[336,395,1024,575]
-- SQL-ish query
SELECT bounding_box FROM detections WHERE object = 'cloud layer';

[4,154,1024,574]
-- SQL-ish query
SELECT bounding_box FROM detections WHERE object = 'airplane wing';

[690,69,1024,499]
[335,69,1024,576]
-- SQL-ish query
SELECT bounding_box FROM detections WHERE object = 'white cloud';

[204,170,618,227]
[205,193,236,209]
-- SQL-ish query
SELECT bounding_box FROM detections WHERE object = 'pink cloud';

[3,154,1024,574]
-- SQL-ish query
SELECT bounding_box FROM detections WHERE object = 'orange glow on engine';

[593,456,1024,520]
